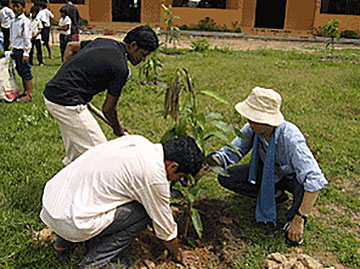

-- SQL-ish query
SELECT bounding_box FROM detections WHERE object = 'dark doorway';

[112,0,141,22]
[255,0,287,29]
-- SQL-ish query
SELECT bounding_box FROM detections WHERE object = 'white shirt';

[10,13,31,56]
[40,135,178,243]
[30,17,43,40]
[0,6,15,28]
[36,8,54,27]
[58,15,71,35]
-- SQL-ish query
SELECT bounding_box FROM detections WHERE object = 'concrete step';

[88,21,142,32]
[241,27,314,39]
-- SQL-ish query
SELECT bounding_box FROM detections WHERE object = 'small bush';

[191,38,211,52]
[79,18,88,26]
[194,17,220,32]
[341,30,358,39]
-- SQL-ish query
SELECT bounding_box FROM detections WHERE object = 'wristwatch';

[295,210,308,225]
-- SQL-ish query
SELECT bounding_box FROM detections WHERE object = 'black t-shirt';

[44,38,129,106]
[63,4,80,34]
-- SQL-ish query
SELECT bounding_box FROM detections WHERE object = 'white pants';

[44,97,107,166]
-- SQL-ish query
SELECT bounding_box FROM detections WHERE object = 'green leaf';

[191,208,203,238]
[207,130,229,142]
[196,113,206,129]
[205,112,223,120]
[210,120,233,134]
[199,90,229,104]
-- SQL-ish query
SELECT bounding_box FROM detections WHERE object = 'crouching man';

[40,135,205,268]
[199,87,328,245]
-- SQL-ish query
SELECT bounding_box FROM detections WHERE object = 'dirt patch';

[126,198,249,268]
[125,198,339,268]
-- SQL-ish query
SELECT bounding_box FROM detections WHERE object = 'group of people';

[37,24,329,268]
[1,3,329,265]
[0,0,80,102]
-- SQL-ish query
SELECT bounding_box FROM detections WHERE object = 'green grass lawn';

[0,45,359,268]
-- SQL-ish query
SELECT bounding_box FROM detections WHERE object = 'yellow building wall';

[142,0,162,26]
[284,0,315,30]
[24,0,90,22]
[241,0,256,27]
[22,0,359,33]
[161,7,243,29]
[313,0,360,31]
[89,0,111,22]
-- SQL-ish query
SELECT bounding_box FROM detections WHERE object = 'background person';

[62,0,80,41]
[0,0,15,51]
[43,25,159,166]
[40,135,205,268]
[29,5,43,66]
[10,0,33,103]
[57,6,71,62]
[200,87,328,245]
[37,1,54,59]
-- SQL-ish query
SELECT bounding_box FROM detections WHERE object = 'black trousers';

[59,34,71,62]
[29,39,43,65]
[54,201,151,268]
[218,163,305,221]
[1,27,10,51]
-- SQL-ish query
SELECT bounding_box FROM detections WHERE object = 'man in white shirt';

[0,0,15,51]
[37,2,54,59]
[40,135,205,268]
[10,0,33,103]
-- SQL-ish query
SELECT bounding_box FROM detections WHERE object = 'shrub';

[341,30,358,39]
[191,38,210,52]
[321,19,341,50]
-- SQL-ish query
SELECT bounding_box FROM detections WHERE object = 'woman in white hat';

[204,87,328,245]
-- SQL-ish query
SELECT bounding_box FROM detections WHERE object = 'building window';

[320,0,360,15]
[172,0,226,9]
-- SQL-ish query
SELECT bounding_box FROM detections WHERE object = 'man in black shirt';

[62,0,80,41]
[43,26,159,165]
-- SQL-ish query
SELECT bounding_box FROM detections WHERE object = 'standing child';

[10,0,33,103]
[58,6,71,62]
[0,0,15,51]
[29,6,43,66]
[37,2,54,60]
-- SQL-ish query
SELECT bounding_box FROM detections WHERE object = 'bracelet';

[295,210,308,225]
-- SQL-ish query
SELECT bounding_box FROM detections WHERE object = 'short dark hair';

[59,6,67,14]
[38,1,47,8]
[30,5,39,14]
[163,135,205,176]
[12,0,25,7]
[123,25,159,52]
[1,0,10,7]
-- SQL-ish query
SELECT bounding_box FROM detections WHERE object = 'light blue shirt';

[211,121,328,192]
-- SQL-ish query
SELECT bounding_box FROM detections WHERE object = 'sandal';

[16,96,33,103]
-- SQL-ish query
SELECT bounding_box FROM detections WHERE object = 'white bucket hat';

[235,87,284,127]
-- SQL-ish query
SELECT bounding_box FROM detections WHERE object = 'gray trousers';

[55,201,151,268]
[218,164,305,221]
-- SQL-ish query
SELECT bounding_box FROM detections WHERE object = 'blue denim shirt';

[211,121,328,192]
